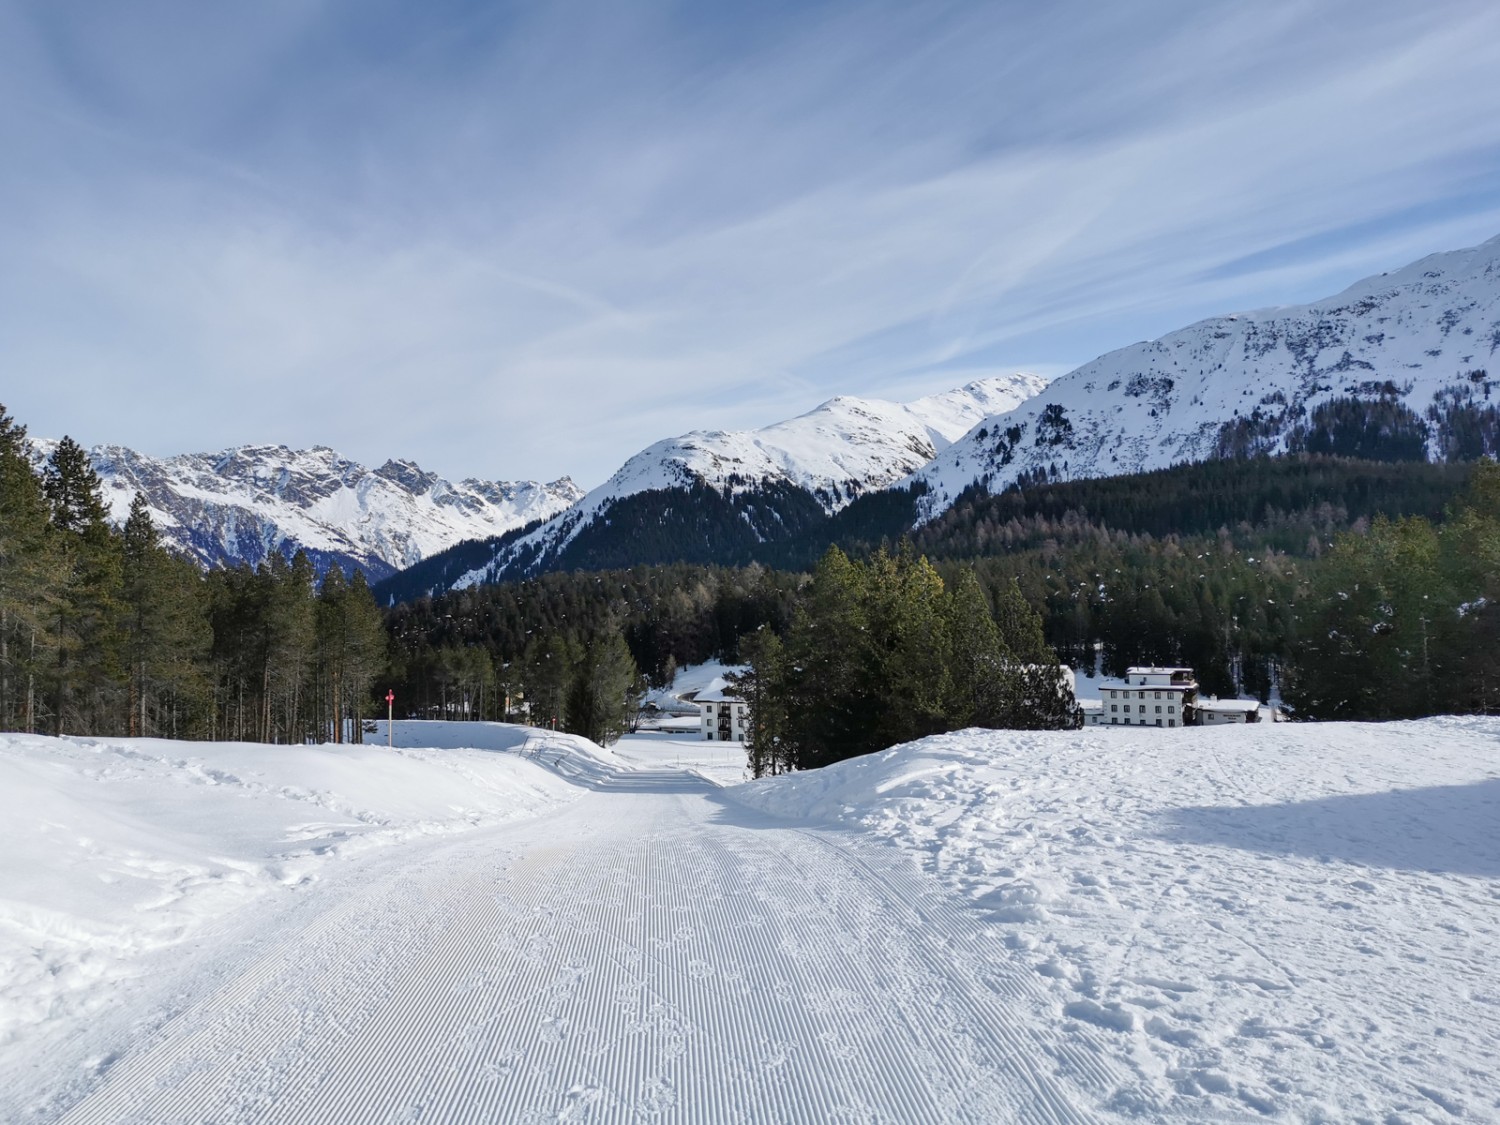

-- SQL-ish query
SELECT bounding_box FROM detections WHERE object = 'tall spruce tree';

[43,437,122,735]
[944,568,1008,728]
[121,494,210,737]
[729,626,788,777]
[0,407,55,731]
[565,630,641,746]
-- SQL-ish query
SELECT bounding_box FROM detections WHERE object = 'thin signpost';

[386,688,395,748]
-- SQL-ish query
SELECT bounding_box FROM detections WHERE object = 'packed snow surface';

[4,717,1496,1122]
[736,717,1500,1121]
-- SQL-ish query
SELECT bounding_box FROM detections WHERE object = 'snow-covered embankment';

[732,717,1500,1120]
[0,727,587,1058]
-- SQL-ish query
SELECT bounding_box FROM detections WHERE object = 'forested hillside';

[0,406,386,743]
[385,456,1499,724]
[7,387,1495,742]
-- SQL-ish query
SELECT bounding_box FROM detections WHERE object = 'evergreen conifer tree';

[0,406,56,731]
[43,437,122,735]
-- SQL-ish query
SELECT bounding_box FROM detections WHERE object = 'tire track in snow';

[54,770,1112,1123]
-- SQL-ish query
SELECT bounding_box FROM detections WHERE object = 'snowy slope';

[453,374,1045,587]
[910,233,1500,519]
[734,718,1500,1121]
[0,728,590,1078]
[591,374,1048,509]
[29,441,583,579]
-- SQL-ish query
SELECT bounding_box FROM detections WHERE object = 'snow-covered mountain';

[580,373,1047,509]
[449,374,1047,588]
[909,234,1500,519]
[32,441,584,581]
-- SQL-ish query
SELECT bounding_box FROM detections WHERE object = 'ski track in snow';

[8,718,1499,1122]
[35,766,1115,1124]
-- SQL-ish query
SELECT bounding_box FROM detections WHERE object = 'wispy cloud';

[2,0,1499,486]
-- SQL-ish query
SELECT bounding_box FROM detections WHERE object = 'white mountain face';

[909,234,1500,520]
[452,374,1048,588]
[584,373,1049,509]
[30,441,584,580]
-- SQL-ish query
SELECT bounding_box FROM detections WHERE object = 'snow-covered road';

[45,763,1115,1124]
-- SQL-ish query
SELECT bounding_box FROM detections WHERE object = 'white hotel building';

[1086,666,1197,728]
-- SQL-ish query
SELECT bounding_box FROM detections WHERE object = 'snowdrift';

[0,729,584,1055]
[733,717,1500,1120]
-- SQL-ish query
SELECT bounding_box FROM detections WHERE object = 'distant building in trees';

[695,678,748,742]
[1085,666,1198,728]
[1080,667,1268,727]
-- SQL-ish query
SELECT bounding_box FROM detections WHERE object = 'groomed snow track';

[50,762,1127,1123]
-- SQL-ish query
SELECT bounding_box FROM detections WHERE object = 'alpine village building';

[1081,666,1263,727]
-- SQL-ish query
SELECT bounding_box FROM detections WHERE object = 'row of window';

[1109,703,1175,714]
[1105,689,1182,700]
[1109,718,1177,726]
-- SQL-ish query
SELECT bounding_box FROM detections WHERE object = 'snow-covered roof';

[1078,699,1104,712]
[695,677,744,704]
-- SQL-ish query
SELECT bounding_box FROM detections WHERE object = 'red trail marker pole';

[385,689,395,748]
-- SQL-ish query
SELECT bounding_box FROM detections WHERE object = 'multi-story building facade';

[1085,666,1197,728]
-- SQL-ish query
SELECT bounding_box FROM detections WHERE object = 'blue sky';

[4,0,1500,488]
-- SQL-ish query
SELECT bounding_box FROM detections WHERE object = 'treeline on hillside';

[1284,460,1500,718]
[731,546,1075,778]
[386,459,1500,728]
[0,406,385,742]
[384,564,802,720]
[384,454,1475,595]
[907,456,1471,560]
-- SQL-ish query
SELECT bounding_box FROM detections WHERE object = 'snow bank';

[0,730,581,1054]
[732,718,1500,1120]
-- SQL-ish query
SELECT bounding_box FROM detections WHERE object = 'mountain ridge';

[30,440,584,581]
[448,373,1049,589]
[906,233,1500,519]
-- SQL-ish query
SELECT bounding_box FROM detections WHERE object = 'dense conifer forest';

[0,406,386,743]
[383,457,1499,727]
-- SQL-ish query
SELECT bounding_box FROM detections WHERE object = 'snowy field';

[2,717,1496,1122]
[0,725,589,1108]
[614,731,750,786]
[736,717,1500,1121]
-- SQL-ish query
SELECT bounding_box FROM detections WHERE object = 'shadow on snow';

[1155,777,1500,877]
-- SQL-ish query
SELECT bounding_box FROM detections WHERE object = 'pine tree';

[729,626,787,777]
[944,568,1007,728]
[565,630,641,746]
[520,632,576,730]
[121,494,210,737]
[779,547,874,769]
[864,545,952,751]
[43,437,122,735]
[0,407,56,731]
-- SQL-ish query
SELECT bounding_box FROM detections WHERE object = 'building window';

[1155,705,1161,713]
[1156,719,1162,726]
[1110,717,1117,725]
[1138,691,1145,699]
[1155,691,1161,699]
[1168,719,1175,727]
[1110,704,1117,712]
[1168,705,1175,713]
